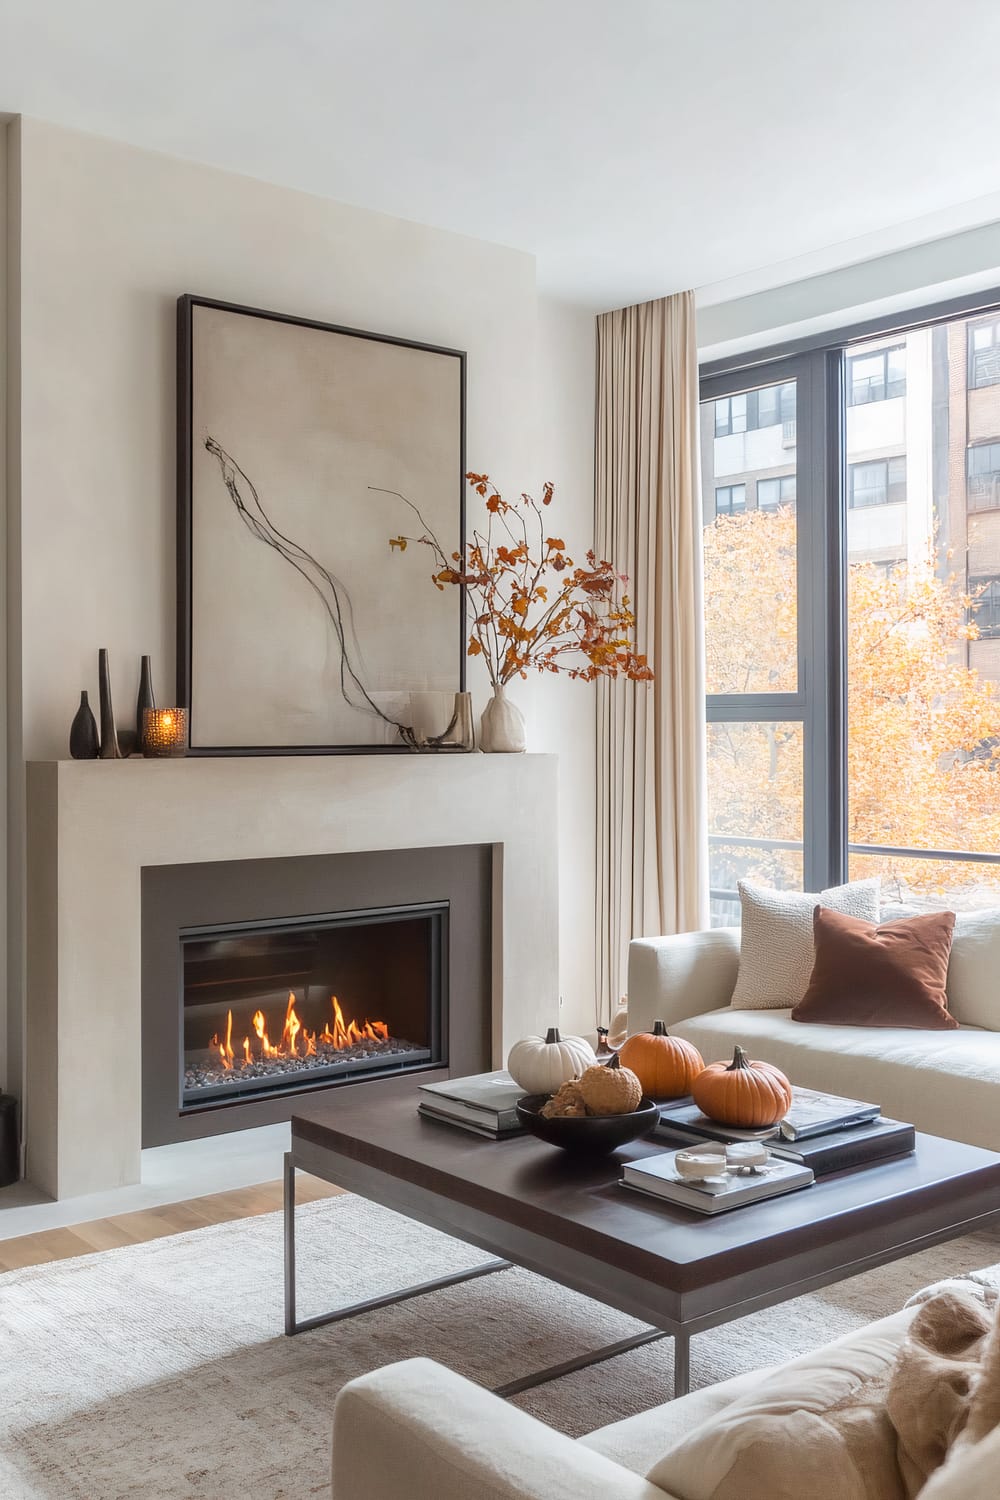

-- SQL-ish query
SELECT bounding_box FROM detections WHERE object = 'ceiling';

[2,0,1000,310]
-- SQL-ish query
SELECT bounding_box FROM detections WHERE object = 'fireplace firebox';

[141,846,491,1147]
[181,904,446,1109]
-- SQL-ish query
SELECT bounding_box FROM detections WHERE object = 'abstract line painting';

[177,296,466,753]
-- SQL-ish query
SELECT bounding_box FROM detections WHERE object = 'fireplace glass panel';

[180,904,445,1108]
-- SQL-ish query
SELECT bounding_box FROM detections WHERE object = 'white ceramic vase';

[479,685,526,753]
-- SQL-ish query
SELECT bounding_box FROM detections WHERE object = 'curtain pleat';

[595,292,708,1023]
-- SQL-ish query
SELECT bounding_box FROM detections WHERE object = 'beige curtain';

[595,292,708,1023]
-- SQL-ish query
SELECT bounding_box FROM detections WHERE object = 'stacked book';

[654,1086,915,1176]
[418,1071,525,1139]
[621,1150,814,1214]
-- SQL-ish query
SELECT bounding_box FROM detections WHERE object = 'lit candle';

[143,707,188,757]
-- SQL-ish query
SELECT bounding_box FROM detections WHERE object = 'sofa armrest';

[627,929,739,1033]
[332,1358,671,1500]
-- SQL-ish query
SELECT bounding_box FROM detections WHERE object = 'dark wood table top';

[292,1084,1000,1298]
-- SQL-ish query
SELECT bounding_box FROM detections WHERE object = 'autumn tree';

[703,505,1000,906]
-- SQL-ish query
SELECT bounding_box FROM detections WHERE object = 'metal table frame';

[284,1140,1000,1402]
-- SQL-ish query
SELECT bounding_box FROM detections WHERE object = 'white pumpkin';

[507,1027,596,1094]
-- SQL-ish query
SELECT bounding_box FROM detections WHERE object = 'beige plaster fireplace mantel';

[26,754,559,1200]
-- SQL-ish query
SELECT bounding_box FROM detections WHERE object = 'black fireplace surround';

[142,845,492,1146]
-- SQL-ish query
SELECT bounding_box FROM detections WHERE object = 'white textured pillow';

[918,1425,1000,1500]
[646,1311,910,1500]
[881,904,1000,1031]
[730,878,881,1011]
[945,910,1000,1031]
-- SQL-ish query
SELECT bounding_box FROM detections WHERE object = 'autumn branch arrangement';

[381,472,653,689]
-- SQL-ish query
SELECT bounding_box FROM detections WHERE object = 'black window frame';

[702,355,840,897]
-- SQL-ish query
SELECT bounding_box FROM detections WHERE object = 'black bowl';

[516,1094,660,1154]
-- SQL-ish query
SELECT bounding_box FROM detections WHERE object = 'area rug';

[1,1195,998,1499]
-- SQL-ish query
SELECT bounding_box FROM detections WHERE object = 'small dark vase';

[136,655,155,751]
[69,691,99,760]
[98,648,122,760]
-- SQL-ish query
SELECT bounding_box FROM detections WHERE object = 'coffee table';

[285,1082,1000,1398]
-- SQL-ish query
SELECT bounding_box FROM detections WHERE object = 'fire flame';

[210,991,390,1072]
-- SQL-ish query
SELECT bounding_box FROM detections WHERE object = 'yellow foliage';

[704,507,1000,905]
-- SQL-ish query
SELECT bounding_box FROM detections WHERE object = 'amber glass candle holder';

[143,707,188,758]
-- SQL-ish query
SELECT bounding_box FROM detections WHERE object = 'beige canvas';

[186,303,463,749]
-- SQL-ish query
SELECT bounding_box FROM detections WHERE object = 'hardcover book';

[620,1149,814,1214]
[417,1102,521,1138]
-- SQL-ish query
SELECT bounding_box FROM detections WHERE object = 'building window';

[754,382,797,429]
[967,442,1000,510]
[715,385,796,437]
[848,457,906,508]
[757,475,797,510]
[969,320,1000,388]
[715,394,747,437]
[971,576,1000,636]
[715,484,746,516]
[847,345,906,405]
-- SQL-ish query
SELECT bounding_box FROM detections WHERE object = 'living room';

[2,2,1000,1496]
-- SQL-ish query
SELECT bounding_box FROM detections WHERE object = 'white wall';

[521,296,597,1031]
[6,117,599,1092]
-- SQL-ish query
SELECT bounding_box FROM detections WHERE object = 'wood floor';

[0,1174,344,1273]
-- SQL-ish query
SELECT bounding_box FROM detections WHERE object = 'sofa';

[331,1271,1000,1498]
[627,926,1000,1150]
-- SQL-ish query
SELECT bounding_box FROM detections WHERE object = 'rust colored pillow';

[793,906,958,1029]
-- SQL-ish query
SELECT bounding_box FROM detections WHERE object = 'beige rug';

[1,1194,998,1498]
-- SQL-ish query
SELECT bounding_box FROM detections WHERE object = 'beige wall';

[5,117,599,1097]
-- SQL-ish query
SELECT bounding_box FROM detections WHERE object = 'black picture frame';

[176,293,467,755]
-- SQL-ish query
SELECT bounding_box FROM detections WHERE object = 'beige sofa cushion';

[670,1006,1000,1150]
[580,1368,766,1475]
[730,879,881,1011]
[645,1311,915,1500]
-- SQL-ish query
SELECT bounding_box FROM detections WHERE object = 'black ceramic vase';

[98,648,122,760]
[136,655,155,751]
[69,691,99,760]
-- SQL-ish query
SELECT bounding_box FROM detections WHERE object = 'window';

[701,366,810,926]
[755,382,797,429]
[847,345,906,405]
[969,319,1000,388]
[702,292,1000,920]
[714,484,746,516]
[967,442,1000,510]
[757,475,797,510]
[715,394,747,437]
[971,577,1000,636]
[848,457,906,508]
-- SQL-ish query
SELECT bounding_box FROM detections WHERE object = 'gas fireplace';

[141,845,491,1147]
[181,905,445,1109]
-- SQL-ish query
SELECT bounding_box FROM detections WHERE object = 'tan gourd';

[619,1020,705,1100]
[692,1045,792,1128]
[576,1054,643,1116]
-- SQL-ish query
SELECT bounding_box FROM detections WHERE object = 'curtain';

[595,292,708,1024]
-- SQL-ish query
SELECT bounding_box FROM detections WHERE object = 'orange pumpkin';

[619,1020,704,1100]
[692,1045,792,1128]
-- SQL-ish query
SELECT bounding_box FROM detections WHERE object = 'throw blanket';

[888,1289,1000,1495]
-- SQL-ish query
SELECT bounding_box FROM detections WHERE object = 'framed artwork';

[176,294,466,754]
